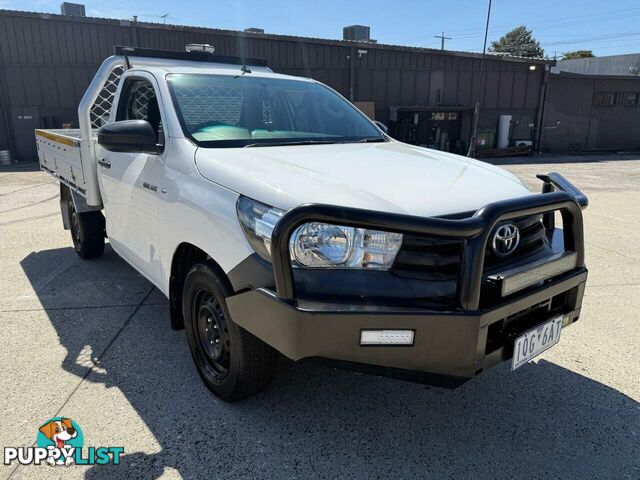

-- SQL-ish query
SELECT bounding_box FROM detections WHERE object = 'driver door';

[97,72,166,285]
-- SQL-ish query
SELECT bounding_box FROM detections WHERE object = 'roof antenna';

[239,37,251,74]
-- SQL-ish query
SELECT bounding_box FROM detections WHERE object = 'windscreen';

[166,73,384,147]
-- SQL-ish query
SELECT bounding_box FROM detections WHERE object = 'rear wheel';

[67,198,105,259]
[183,262,278,401]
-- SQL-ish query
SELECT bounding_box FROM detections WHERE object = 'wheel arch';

[168,242,233,330]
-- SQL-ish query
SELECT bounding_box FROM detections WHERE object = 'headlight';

[236,196,284,262]
[237,196,403,269]
[291,223,402,269]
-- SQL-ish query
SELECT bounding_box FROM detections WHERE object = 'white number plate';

[511,316,563,370]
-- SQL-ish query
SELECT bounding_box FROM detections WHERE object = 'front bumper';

[227,172,589,384]
[227,267,586,382]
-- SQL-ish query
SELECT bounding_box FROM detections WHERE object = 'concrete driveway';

[1,156,639,479]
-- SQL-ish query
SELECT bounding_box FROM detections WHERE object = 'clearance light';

[360,330,415,346]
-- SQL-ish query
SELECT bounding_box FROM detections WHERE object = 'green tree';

[490,26,544,58]
[562,50,595,60]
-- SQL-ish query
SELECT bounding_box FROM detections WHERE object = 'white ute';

[36,46,589,401]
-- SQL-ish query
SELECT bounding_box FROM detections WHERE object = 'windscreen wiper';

[351,137,387,143]
[243,140,339,148]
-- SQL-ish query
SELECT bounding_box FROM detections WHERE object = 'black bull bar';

[270,172,587,310]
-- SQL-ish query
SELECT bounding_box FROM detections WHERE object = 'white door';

[97,73,167,285]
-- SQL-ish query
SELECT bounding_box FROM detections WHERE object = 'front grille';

[393,214,547,281]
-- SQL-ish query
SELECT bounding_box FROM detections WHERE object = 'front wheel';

[182,262,278,401]
[67,198,105,259]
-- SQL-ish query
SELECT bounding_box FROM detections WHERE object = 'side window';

[117,78,164,148]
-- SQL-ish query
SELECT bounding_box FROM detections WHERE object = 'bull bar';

[271,172,586,310]
[226,172,589,384]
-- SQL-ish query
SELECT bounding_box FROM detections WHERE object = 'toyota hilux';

[35,46,588,401]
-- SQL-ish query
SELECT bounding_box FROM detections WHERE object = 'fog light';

[360,330,415,346]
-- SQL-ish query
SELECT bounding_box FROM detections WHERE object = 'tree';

[490,26,544,58]
[562,50,595,60]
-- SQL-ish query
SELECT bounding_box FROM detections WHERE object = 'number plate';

[511,316,564,370]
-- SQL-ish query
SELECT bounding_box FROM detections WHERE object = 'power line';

[439,13,640,42]
[582,41,640,51]
[439,6,640,36]
[543,30,640,47]
[404,6,640,44]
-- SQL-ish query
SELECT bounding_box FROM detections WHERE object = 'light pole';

[467,0,493,158]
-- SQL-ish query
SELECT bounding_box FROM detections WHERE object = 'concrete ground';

[1,156,639,479]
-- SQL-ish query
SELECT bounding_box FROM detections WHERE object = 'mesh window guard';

[89,66,125,128]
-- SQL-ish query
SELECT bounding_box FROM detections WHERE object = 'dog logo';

[4,417,123,467]
[36,417,83,466]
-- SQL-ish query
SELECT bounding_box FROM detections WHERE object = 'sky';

[2,0,640,57]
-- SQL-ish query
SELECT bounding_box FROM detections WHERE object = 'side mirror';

[374,120,388,134]
[98,120,159,154]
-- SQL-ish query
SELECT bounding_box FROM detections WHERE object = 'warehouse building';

[541,54,640,153]
[0,8,552,161]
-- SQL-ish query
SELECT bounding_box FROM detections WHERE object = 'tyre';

[67,197,105,259]
[182,262,278,401]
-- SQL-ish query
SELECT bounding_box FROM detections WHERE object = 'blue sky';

[2,0,639,57]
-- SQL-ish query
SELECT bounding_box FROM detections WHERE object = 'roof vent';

[185,44,215,54]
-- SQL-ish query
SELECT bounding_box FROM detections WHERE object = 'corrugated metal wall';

[542,75,640,152]
[0,10,547,159]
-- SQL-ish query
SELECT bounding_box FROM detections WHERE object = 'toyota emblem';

[492,223,520,256]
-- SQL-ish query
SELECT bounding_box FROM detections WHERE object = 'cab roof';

[139,64,312,83]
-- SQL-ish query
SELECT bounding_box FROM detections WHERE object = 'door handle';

[98,158,111,169]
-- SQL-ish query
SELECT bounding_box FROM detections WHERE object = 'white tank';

[497,114,512,149]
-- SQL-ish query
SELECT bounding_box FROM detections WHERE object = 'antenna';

[238,35,252,74]
[137,13,177,24]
